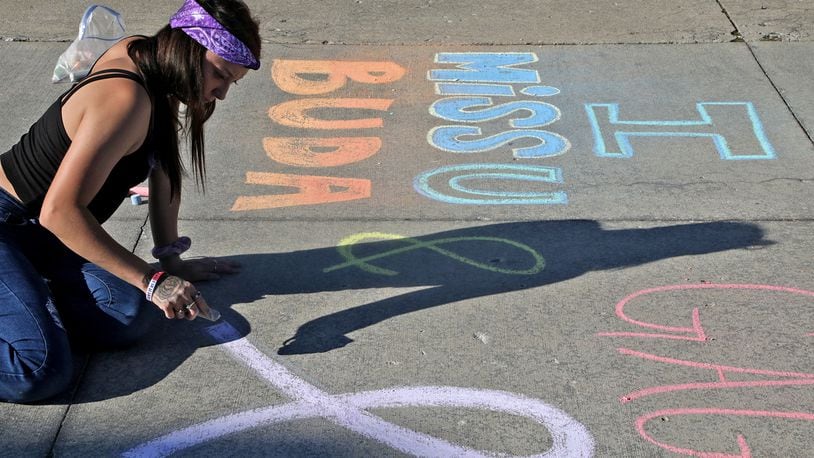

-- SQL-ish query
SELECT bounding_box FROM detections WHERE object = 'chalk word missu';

[421,52,572,205]
[233,60,406,211]
[421,53,777,206]
[598,283,814,457]
[415,164,567,205]
[125,321,595,457]
[323,232,545,276]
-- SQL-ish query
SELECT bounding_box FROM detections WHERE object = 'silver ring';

[184,299,198,310]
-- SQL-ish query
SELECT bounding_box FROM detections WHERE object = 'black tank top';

[0,69,155,223]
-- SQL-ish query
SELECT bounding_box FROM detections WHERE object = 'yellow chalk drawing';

[324,232,545,276]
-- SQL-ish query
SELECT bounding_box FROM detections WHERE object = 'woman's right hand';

[150,274,217,321]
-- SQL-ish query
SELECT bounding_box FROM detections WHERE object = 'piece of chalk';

[129,186,149,197]
[130,195,142,205]
[199,306,221,322]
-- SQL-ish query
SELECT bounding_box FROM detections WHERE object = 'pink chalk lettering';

[600,283,814,456]
[636,408,814,458]
[616,347,814,403]
[597,283,814,341]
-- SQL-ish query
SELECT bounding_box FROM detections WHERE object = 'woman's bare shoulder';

[91,36,144,74]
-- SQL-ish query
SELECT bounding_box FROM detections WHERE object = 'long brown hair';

[127,0,261,198]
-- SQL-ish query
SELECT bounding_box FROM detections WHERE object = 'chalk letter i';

[584,102,776,160]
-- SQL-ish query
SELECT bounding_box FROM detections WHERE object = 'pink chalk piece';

[636,408,814,458]
[597,283,814,342]
[616,347,814,404]
[129,186,149,197]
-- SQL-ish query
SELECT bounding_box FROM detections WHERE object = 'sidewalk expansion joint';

[47,355,91,457]
[268,40,742,47]
[131,215,149,254]
[715,0,744,42]
[717,0,814,146]
[1,36,799,46]
[0,36,69,42]
[744,43,814,146]
[172,217,814,223]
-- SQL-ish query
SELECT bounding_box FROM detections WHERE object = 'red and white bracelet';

[145,271,167,301]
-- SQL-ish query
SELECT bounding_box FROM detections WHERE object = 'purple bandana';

[170,0,259,70]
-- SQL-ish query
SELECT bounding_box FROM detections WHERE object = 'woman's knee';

[0,273,75,403]
[106,296,159,348]
[0,345,74,404]
[93,300,159,350]
[61,271,158,349]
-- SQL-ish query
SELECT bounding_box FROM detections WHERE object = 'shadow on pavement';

[263,220,770,354]
[66,219,769,403]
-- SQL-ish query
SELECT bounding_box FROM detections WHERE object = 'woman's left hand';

[162,256,241,282]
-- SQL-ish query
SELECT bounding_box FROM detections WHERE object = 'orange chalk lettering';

[272,60,406,95]
[269,98,394,129]
[232,172,371,210]
[263,137,382,167]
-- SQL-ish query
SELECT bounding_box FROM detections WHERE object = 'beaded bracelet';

[151,236,191,260]
[145,271,166,302]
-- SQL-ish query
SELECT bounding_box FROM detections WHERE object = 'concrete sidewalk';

[1,1,813,456]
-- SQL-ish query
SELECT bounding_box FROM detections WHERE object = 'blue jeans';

[0,187,157,403]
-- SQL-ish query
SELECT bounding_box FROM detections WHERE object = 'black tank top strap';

[60,69,148,105]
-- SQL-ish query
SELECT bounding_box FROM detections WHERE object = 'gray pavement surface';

[1,1,813,457]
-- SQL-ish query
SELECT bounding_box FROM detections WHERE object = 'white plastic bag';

[52,5,126,83]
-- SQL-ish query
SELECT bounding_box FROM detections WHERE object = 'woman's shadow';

[69,219,770,403]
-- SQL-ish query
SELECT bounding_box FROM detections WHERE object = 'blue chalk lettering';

[520,86,560,97]
[585,102,776,160]
[414,164,567,205]
[429,52,540,84]
[429,126,570,158]
[430,97,561,128]
[436,83,516,97]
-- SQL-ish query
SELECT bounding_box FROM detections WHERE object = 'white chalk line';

[123,321,594,457]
